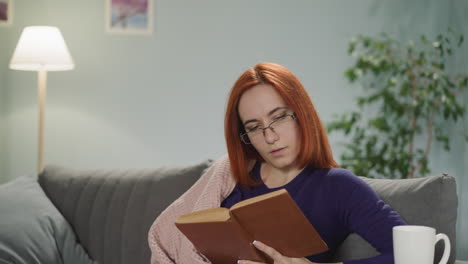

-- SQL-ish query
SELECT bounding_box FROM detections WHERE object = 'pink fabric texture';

[148,155,236,264]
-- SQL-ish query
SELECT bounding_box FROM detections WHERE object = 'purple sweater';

[221,163,406,264]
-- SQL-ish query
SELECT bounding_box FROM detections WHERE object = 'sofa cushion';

[332,174,457,264]
[0,176,96,264]
[38,160,213,264]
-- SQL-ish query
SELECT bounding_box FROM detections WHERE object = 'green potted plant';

[328,30,468,179]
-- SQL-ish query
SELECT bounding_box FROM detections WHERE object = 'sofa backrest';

[332,174,458,264]
[39,162,458,264]
[38,160,213,264]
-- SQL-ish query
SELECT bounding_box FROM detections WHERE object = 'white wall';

[1,0,387,175]
[0,26,8,180]
[0,0,467,258]
[434,0,468,257]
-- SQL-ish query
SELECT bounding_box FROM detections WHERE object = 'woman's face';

[238,84,301,171]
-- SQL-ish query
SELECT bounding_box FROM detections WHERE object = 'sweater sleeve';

[329,169,406,264]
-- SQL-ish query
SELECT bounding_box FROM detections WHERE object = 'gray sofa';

[0,159,466,264]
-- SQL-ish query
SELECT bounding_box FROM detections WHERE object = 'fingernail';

[252,240,258,245]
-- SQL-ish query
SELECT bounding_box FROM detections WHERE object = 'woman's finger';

[237,260,265,264]
[252,240,283,260]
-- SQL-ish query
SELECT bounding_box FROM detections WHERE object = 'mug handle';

[435,233,451,264]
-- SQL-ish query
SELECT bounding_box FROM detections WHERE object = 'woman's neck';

[260,162,304,188]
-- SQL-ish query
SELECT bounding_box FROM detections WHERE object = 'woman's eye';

[246,126,259,132]
[274,114,287,121]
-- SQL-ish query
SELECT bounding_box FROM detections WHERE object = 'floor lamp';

[9,26,75,174]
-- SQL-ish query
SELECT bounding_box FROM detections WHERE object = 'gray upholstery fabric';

[332,174,458,264]
[0,177,95,264]
[37,162,459,264]
[38,160,213,264]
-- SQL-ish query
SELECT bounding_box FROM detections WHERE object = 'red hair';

[224,62,339,187]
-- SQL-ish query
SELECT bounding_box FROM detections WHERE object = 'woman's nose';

[263,127,279,144]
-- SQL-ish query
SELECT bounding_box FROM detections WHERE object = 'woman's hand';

[237,240,314,264]
[237,241,343,264]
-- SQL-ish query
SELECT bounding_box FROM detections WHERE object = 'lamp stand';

[38,70,47,173]
[9,26,74,174]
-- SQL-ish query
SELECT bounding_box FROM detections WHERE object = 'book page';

[175,207,230,224]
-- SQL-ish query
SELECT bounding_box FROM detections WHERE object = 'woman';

[149,63,406,264]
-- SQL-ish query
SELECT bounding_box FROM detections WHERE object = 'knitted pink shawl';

[148,155,237,264]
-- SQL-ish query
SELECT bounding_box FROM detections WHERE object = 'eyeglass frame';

[239,113,296,144]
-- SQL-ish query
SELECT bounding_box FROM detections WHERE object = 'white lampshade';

[9,26,74,71]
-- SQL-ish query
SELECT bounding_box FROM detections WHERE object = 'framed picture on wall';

[105,0,153,35]
[0,0,12,26]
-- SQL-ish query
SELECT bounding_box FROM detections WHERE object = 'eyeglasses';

[240,113,296,144]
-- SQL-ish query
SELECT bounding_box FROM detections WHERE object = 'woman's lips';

[270,147,286,157]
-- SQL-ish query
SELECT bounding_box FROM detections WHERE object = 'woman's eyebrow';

[268,106,289,116]
[243,106,289,126]
[243,119,258,126]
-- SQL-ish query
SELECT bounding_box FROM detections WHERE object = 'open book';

[175,189,328,264]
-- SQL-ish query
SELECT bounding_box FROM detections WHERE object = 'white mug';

[393,225,451,264]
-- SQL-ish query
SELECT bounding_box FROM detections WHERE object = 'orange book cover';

[175,189,328,264]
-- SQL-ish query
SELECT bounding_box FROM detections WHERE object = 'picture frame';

[0,0,12,26]
[105,0,153,35]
